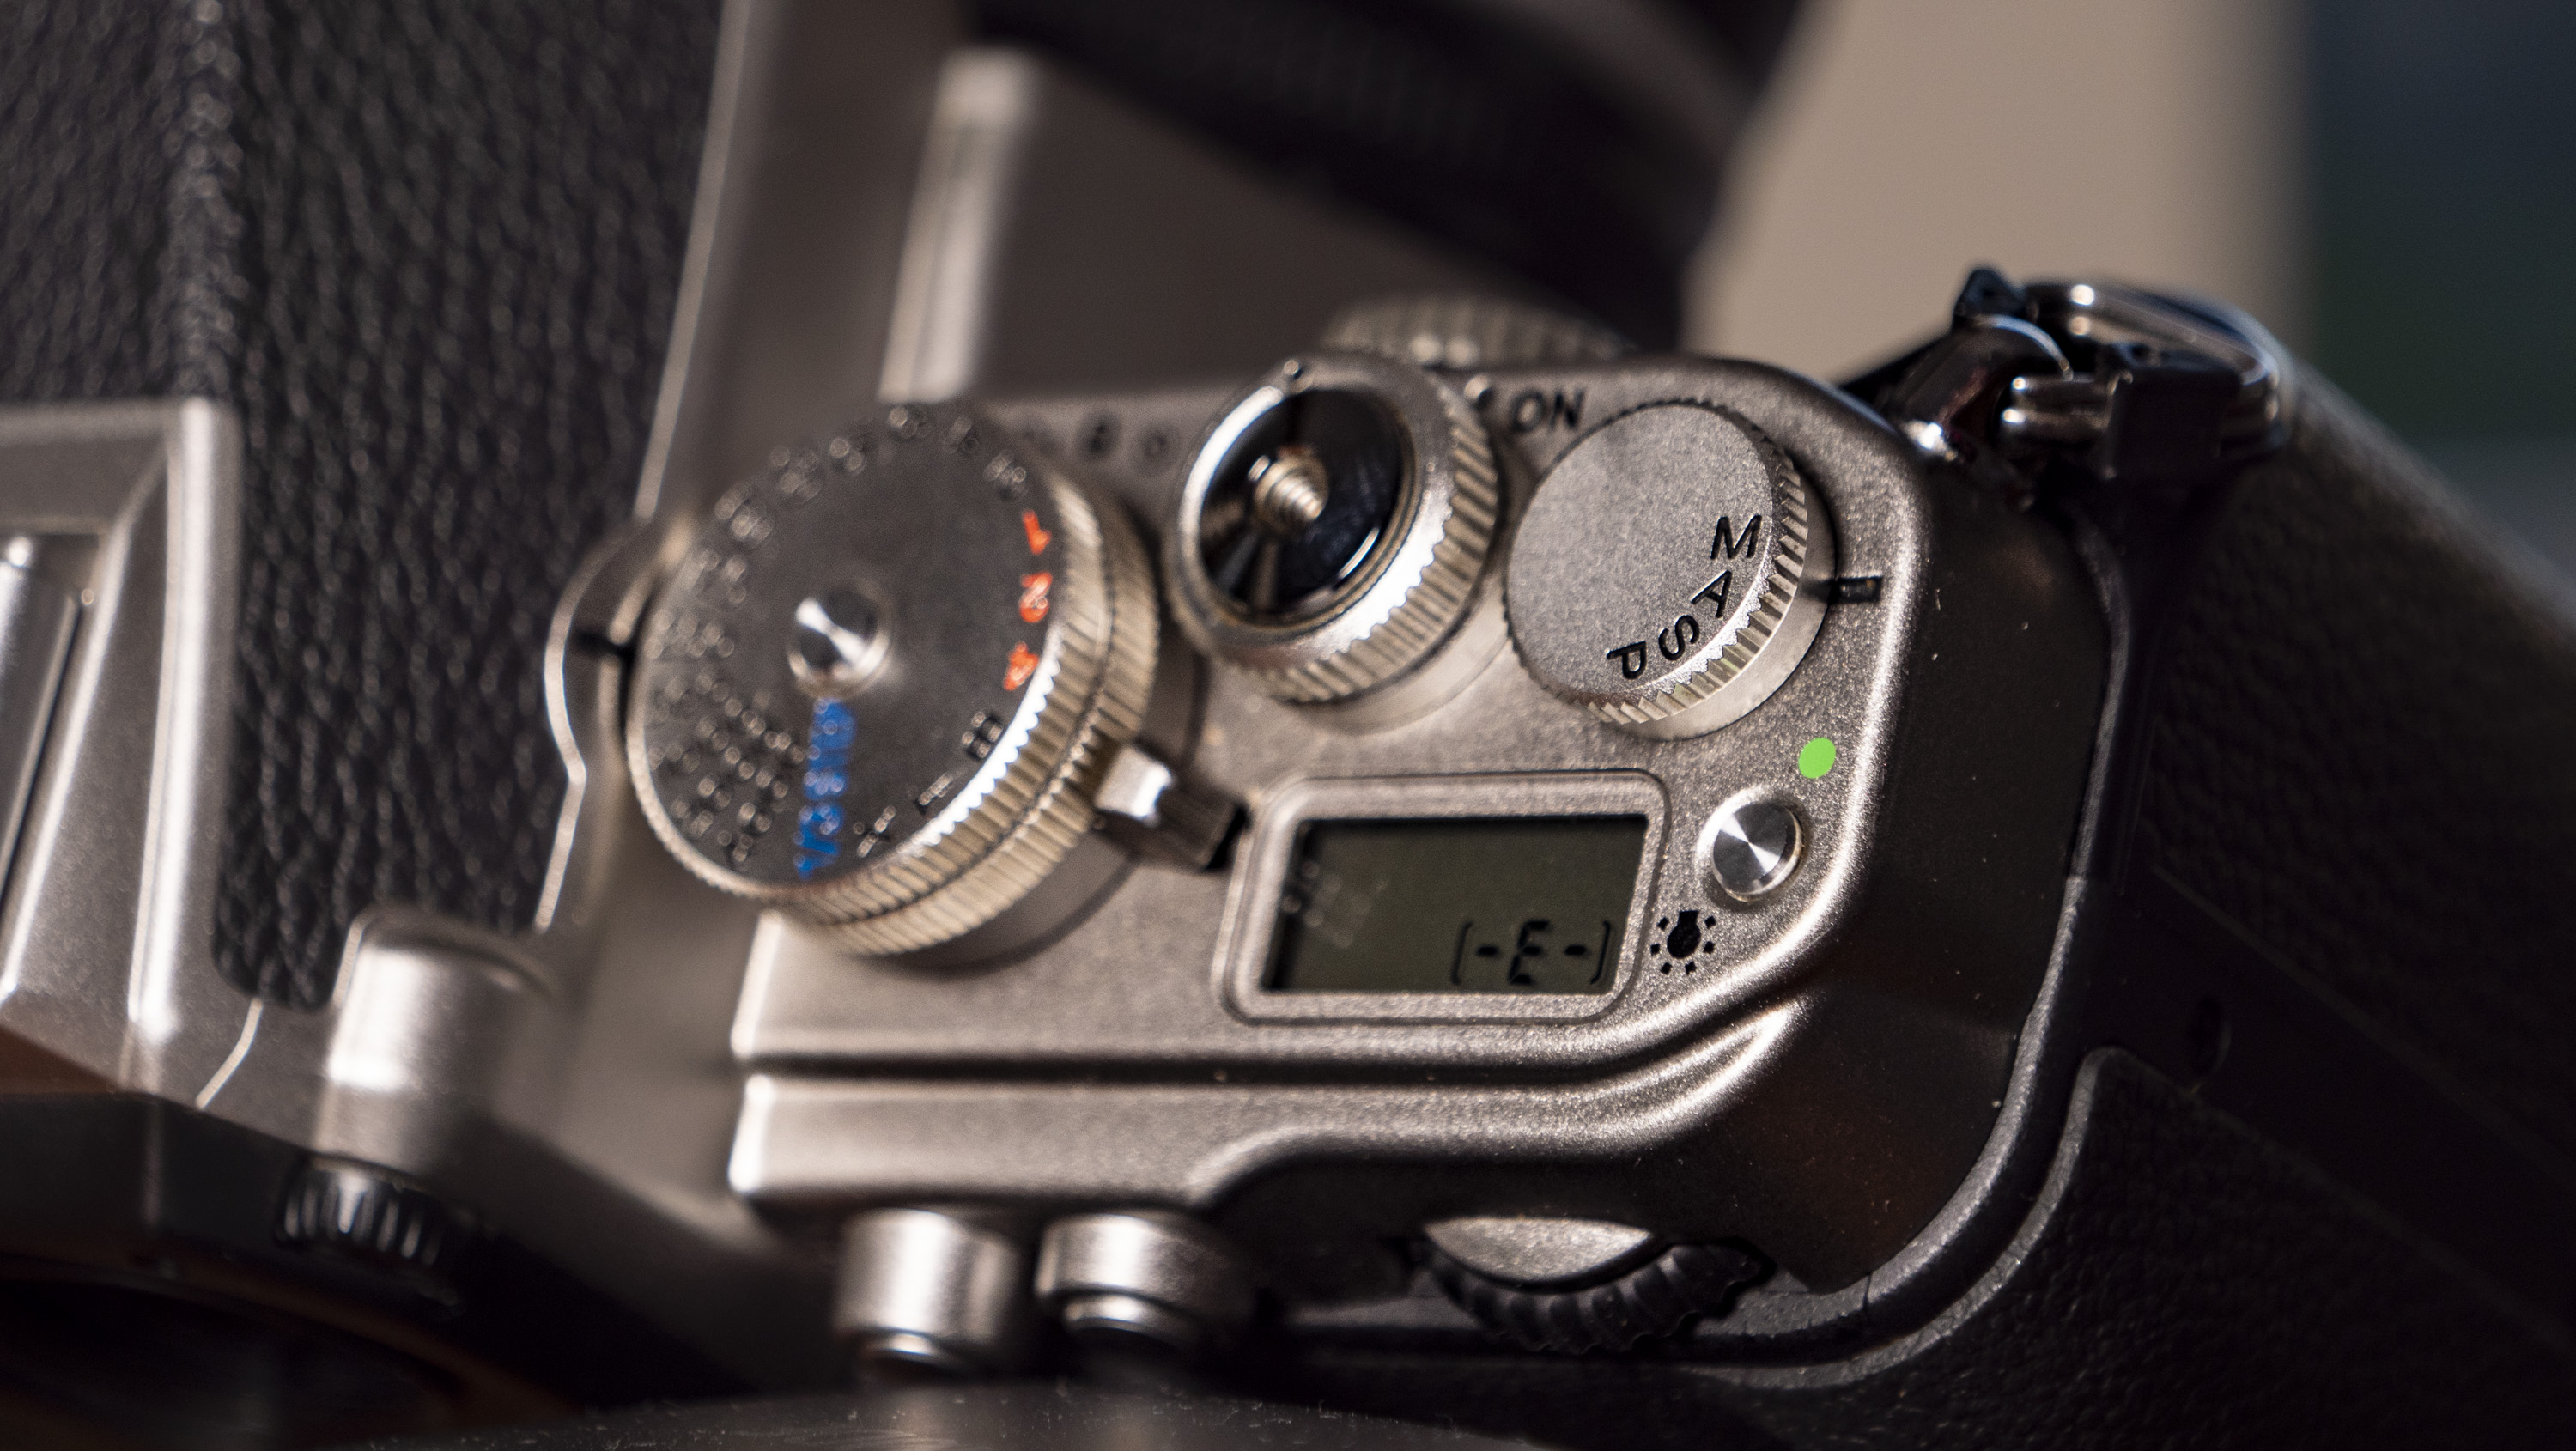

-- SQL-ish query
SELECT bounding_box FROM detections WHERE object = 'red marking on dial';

[1004,641,1040,690]
[1020,510,1052,556]
[1018,572,1053,624]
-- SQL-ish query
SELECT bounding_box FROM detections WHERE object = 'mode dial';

[1505,404,1835,738]
[628,404,1155,956]
[1170,353,1498,702]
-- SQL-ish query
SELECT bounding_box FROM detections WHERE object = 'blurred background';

[1689,0,2576,580]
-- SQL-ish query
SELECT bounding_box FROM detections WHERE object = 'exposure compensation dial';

[629,404,1156,956]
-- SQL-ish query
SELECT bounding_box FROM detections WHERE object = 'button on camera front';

[1505,403,1835,738]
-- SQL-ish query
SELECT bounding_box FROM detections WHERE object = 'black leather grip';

[2136,373,2576,1167]
[1,0,722,1008]
[1260,1050,2576,1448]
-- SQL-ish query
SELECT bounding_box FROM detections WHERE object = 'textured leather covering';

[1711,1052,2575,1448]
[0,2,173,401]
[2137,375,2576,1165]
[1,0,720,1007]
[1275,1051,2576,1448]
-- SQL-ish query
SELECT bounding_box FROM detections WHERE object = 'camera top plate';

[719,355,2104,1290]
[734,359,2095,1066]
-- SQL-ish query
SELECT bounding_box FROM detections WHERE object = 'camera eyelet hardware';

[1168,352,1498,703]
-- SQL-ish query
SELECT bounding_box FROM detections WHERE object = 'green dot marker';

[1797,736,1837,780]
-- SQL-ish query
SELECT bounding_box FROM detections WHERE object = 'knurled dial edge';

[626,410,1156,956]
[1504,401,1831,736]
[1172,353,1499,704]
[828,479,1155,956]
[1594,420,1809,730]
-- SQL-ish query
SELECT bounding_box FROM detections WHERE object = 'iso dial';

[627,404,1155,956]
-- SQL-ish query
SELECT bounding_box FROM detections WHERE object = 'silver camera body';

[658,341,2102,1366]
[6,18,2573,1449]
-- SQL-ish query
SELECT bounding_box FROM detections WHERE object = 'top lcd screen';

[1264,815,1648,993]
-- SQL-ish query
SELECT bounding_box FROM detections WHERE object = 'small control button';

[1035,1211,1254,1360]
[1700,794,1804,902]
[1506,404,1834,738]
[835,1208,1030,1375]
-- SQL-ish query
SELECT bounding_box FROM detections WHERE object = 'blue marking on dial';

[795,698,857,878]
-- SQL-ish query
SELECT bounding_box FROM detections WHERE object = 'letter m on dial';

[1711,514,1762,560]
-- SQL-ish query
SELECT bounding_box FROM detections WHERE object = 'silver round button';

[1505,403,1834,738]
[1698,793,1804,902]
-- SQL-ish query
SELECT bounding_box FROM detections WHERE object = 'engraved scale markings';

[1505,400,1835,738]
[625,394,1159,954]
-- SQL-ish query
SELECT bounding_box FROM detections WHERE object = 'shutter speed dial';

[628,404,1156,956]
[1170,352,1498,702]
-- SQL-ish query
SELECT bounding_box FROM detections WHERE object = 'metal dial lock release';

[1506,404,1836,738]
